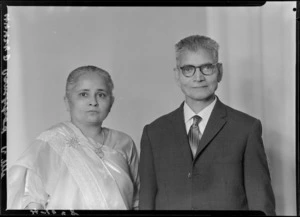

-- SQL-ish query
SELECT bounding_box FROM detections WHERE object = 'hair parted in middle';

[175,35,220,64]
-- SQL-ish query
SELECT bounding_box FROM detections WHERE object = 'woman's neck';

[71,120,103,141]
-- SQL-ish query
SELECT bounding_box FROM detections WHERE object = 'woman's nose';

[89,95,98,106]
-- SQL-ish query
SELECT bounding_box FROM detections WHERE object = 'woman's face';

[65,71,114,127]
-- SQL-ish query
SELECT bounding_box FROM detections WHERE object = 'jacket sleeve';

[244,119,276,216]
[138,125,157,210]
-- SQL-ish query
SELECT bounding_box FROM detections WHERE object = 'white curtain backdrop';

[7,3,296,215]
[206,4,296,215]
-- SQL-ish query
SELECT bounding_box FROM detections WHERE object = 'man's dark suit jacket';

[139,98,276,215]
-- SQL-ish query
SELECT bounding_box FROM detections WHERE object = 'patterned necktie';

[188,115,202,158]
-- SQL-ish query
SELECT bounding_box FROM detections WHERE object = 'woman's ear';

[108,96,115,113]
[64,95,70,112]
[111,96,115,107]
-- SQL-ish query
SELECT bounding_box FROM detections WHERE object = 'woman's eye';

[98,93,106,98]
[79,92,88,97]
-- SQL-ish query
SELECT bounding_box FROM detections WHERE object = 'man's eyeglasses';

[179,63,221,77]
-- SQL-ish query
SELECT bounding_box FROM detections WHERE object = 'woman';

[7,65,139,210]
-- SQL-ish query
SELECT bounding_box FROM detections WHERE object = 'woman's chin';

[73,119,102,127]
[86,120,103,125]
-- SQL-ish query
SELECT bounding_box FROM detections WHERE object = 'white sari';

[7,122,139,210]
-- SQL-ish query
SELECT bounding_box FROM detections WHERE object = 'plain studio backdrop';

[7,3,296,215]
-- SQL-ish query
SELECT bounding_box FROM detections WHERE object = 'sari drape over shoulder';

[7,122,139,210]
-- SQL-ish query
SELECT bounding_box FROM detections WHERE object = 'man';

[138,35,276,215]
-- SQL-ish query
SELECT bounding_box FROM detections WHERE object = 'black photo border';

[0,1,298,216]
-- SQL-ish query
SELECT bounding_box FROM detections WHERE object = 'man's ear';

[217,63,223,82]
[64,95,70,112]
[174,67,181,87]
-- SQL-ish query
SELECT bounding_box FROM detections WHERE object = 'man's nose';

[194,68,205,81]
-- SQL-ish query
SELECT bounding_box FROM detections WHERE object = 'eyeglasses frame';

[177,62,222,77]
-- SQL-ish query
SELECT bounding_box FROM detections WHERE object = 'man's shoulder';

[146,106,181,128]
[223,103,259,124]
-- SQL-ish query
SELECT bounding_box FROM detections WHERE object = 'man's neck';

[186,95,216,114]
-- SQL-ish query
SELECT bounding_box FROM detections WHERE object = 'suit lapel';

[168,103,193,165]
[194,98,228,160]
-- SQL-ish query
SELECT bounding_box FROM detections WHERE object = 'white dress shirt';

[184,97,217,135]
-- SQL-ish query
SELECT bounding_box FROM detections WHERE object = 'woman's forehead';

[78,70,103,79]
[72,72,108,90]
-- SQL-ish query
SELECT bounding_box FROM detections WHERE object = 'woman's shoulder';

[104,128,137,152]
[11,123,68,170]
[36,122,70,143]
[105,128,134,144]
[104,128,138,161]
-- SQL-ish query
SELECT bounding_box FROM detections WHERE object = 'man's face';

[175,48,222,104]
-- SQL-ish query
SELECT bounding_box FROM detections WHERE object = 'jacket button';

[188,172,192,178]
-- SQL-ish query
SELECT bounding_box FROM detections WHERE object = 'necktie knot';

[192,115,201,127]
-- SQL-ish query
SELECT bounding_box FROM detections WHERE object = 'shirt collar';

[184,96,217,124]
